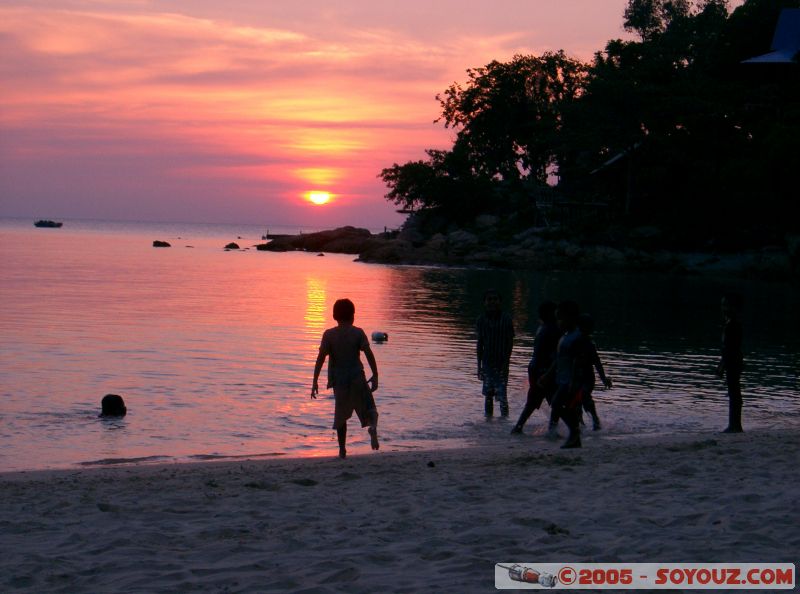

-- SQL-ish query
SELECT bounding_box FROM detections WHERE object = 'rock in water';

[256,226,373,253]
[224,242,240,250]
[371,331,388,342]
[153,240,171,248]
[100,394,126,417]
[34,220,63,228]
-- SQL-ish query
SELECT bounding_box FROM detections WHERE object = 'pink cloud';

[0,1,631,227]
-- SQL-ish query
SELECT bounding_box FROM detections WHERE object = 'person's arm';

[311,350,326,398]
[312,334,329,399]
[363,344,379,391]
[476,321,484,379]
[592,343,612,388]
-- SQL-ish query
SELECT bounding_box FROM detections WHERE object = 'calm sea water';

[1,218,798,471]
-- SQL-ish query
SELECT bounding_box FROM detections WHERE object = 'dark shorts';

[481,368,508,407]
[552,383,582,411]
[568,387,584,409]
[527,368,555,409]
[333,376,378,430]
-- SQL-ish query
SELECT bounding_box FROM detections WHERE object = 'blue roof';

[742,9,800,64]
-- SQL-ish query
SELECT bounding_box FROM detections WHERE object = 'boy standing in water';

[312,298,379,458]
[717,293,744,433]
[476,289,515,417]
[512,301,559,434]
[575,314,612,431]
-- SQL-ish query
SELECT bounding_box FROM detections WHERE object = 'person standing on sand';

[476,289,515,418]
[511,301,559,434]
[717,293,744,433]
[312,298,380,458]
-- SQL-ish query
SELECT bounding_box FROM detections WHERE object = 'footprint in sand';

[325,566,360,582]
[421,550,455,561]
[243,481,280,491]
[290,478,318,487]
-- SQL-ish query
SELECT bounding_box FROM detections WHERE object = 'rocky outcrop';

[224,242,240,250]
[153,240,171,248]
[256,226,377,254]
[253,220,796,279]
[360,229,796,278]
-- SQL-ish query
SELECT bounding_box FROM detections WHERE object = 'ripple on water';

[0,222,797,471]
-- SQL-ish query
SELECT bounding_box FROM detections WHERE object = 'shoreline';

[0,425,788,481]
[0,429,761,476]
[3,428,798,592]
[257,225,799,280]
[0,427,741,479]
[0,422,779,478]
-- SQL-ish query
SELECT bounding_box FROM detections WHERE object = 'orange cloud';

[0,1,631,226]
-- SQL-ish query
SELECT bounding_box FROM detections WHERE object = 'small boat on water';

[34,220,63,228]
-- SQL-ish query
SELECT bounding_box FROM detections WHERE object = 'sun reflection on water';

[2,223,798,470]
[304,276,328,335]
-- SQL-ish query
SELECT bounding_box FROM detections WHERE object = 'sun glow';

[306,191,331,205]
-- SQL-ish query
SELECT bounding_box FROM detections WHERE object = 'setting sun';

[306,191,331,205]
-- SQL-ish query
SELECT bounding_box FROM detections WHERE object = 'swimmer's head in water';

[100,394,126,417]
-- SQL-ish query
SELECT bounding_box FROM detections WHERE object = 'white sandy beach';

[1,429,798,593]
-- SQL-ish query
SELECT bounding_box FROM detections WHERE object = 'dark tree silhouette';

[435,52,586,185]
[381,0,800,247]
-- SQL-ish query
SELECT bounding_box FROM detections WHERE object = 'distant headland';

[255,217,799,280]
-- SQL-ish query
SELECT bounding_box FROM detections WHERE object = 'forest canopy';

[379,0,800,247]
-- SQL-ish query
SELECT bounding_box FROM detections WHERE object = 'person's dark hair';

[578,313,594,334]
[722,292,744,311]
[556,300,580,321]
[100,394,126,417]
[333,298,355,322]
[483,288,500,301]
[539,300,557,322]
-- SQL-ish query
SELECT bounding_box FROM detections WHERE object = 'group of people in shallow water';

[475,288,746,448]
[477,290,611,449]
[310,290,745,457]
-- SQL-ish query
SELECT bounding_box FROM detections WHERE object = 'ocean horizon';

[14,215,387,239]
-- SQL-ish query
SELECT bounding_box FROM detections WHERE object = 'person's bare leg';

[368,411,379,450]
[337,425,347,458]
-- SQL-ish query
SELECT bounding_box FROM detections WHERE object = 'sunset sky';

[0,0,631,229]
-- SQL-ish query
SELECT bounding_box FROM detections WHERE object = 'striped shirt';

[476,312,515,372]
